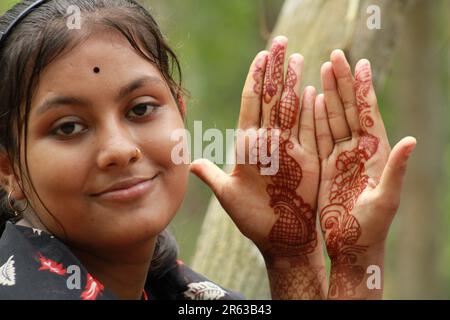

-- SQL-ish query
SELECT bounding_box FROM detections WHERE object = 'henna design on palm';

[252,55,266,96]
[320,63,379,299]
[263,42,285,105]
[261,59,317,268]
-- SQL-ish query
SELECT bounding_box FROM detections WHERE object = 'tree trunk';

[191,0,415,299]
[390,0,447,299]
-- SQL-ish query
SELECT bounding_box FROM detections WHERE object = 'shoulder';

[145,258,245,300]
[0,222,115,300]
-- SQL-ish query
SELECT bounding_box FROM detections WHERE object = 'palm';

[191,37,321,264]
[221,132,319,254]
[313,51,412,299]
[317,135,390,253]
[316,58,389,257]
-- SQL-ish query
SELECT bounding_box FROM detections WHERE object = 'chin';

[131,206,174,238]
[67,213,170,254]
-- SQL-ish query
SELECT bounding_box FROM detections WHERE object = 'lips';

[92,177,150,196]
[90,174,159,201]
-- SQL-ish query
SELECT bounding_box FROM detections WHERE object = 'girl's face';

[20,31,189,251]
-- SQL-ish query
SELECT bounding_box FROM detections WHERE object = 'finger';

[314,94,334,160]
[262,36,287,128]
[330,49,361,135]
[377,137,417,205]
[321,62,351,142]
[190,159,228,197]
[278,53,303,138]
[354,59,388,142]
[299,86,318,155]
[239,50,269,130]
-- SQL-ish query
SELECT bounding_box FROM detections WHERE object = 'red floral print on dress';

[81,273,104,300]
[38,253,67,275]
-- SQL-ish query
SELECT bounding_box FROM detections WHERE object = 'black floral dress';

[0,221,244,300]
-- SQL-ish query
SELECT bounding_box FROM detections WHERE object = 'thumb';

[378,136,417,199]
[190,158,228,197]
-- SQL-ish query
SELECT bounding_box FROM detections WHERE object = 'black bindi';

[93,66,100,74]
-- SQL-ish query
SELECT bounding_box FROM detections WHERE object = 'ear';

[176,92,186,117]
[0,151,26,201]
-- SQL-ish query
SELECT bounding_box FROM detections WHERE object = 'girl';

[0,0,415,300]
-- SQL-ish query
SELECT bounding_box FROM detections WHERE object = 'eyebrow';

[34,75,164,116]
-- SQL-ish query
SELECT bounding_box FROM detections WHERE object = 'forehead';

[33,31,167,102]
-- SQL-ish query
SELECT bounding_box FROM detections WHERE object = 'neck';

[70,239,156,300]
[16,212,49,232]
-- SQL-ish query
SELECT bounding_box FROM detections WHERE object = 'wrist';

[262,240,325,269]
[328,241,386,300]
[329,240,386,267]
[263,243,328,300]
[267,265,327,300]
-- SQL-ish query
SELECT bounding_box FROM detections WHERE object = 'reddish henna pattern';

[254,49,322,298]
[355,65,374,130]
[261,62,317,268]
[252,55,266,95]
[320,63,380,299]
[263,41,285,106]
[277,62,299,130]
[268,265,326,300]
[263,42,285,128]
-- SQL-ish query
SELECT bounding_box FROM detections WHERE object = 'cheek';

[23,144,88,231]
[139,105,187,168]
[26,144,86,195]
[140,108,189,218]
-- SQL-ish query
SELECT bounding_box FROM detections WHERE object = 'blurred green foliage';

[0,0,18,13]
[437,0,450,296]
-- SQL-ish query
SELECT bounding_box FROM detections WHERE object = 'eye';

[127,103,160,119]
[50,122,87,138]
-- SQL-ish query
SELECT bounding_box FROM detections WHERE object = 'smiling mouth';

[91,174,159,202]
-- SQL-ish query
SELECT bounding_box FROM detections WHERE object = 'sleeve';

[145,258,245,300]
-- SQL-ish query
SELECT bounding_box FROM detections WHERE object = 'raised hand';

[315,50,416,299]
[190,36,326,299]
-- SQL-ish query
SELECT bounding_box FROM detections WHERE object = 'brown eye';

[127,103,159,119]
[51,122,86,137]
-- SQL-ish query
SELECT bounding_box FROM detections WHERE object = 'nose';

[96,123,141,169]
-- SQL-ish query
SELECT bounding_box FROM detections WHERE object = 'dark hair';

[0,0,182,276]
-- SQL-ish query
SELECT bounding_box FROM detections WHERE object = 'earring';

[7,190,28,218]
